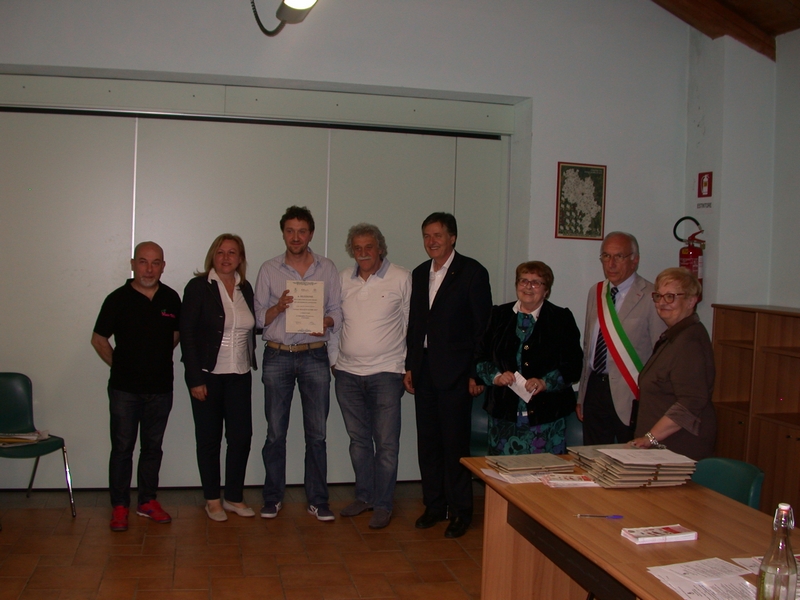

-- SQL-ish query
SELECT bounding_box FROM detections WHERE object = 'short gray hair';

[656,267,702,298]
[603,231,640,257]
[345,223,388,259]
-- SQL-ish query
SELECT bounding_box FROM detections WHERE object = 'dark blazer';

[180,275,257,389]
[476,300,583,426]
[405,251,492,391]
[634,313,716,460]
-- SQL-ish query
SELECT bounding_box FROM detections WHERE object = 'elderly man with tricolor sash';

[576,231,666,444]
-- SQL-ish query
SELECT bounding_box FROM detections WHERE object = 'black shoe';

[444,516,471,538]
[415,509,447,529]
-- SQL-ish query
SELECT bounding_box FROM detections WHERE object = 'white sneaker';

[260,501,282,519]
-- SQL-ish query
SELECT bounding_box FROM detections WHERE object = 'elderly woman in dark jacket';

[631,268,716,460]
[180,234,257,521]
[476,261,583,455]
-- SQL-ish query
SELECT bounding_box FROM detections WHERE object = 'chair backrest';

[564,410,584,448]
[0,372,37,434]
[470,393,489,456]
[691,457,765,510]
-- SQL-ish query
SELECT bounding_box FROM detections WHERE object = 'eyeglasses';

[599,253,633,263]
[651,292,687,304]
[517,279,545,290]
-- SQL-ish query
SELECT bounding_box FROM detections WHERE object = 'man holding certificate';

[254,206,342,522]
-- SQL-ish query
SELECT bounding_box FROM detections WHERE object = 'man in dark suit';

[404,212,492,539]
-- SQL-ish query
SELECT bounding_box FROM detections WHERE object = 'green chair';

[470,393,489,456]
[0,372,76,517]
[564,410,584,448]
[691,457,764,510]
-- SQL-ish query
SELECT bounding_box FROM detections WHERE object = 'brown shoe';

[369,509,392,529]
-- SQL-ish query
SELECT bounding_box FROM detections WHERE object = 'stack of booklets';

[567,443,630,471]
[0,430,48,447]
[584,448,696,488]
[621,524,697,544]
[486,453,574,475]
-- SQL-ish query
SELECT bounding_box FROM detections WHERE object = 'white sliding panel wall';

[0,112,507,489]
[328,129,456,481]
[133,118,331,486]
[0,112,136,487]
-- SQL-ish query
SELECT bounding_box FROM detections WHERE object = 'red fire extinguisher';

[673,217,704,300]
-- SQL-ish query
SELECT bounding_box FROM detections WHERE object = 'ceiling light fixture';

[251,0,318,37]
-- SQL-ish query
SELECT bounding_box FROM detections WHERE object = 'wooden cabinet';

[747,418,800,514]
[713,405,748,461]
[712,305,800,513]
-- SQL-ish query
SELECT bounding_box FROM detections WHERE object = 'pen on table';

[575,514,623,519]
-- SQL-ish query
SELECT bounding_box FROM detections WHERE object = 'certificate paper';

[511,371,533,403]
[285,280,324,334]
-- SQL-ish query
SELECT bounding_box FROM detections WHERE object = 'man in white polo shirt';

[330,223,411,529]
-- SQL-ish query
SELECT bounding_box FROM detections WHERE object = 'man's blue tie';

[593,286,619,373]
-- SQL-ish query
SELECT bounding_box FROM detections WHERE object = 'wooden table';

[462,456,773,600]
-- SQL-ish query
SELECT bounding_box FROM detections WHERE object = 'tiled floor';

[0,482,484,599]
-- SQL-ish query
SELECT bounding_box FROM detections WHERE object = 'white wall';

[685,31,725,326]
[684,34,776,325]
[717,38,775,305]
[772,30,800,306]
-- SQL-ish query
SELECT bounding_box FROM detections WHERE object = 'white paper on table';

[648,558,750,583]
[732,557,761,574]
[510,371,533,403]
[285,280,324,334]
[699,577,757,600]
[649,561,756,600]
[658,576,756,600]
[735,555,800,574]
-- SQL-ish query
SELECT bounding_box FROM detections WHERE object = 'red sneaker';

[136,500,172,523]
[110,506,129,532]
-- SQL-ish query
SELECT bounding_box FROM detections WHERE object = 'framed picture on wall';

[555,162,606,240]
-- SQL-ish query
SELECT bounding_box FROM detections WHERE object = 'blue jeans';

[261,345,330,506]
[108,388,173,507]
[334,370,403,512]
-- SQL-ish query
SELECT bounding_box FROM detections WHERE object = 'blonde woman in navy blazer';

[180,234,257,521]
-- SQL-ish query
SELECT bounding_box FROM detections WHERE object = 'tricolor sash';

[596,281,644,399]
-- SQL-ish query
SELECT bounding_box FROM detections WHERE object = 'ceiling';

[650,0,800,60]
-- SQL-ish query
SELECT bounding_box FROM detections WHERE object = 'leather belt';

[266,341,326,353]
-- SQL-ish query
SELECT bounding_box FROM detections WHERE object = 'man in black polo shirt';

[91,241,181,532]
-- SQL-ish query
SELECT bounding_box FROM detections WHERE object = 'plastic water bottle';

[757,503,797,600]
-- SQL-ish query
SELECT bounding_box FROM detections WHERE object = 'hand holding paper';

[510,371,533,403]
[285,280,324,334]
